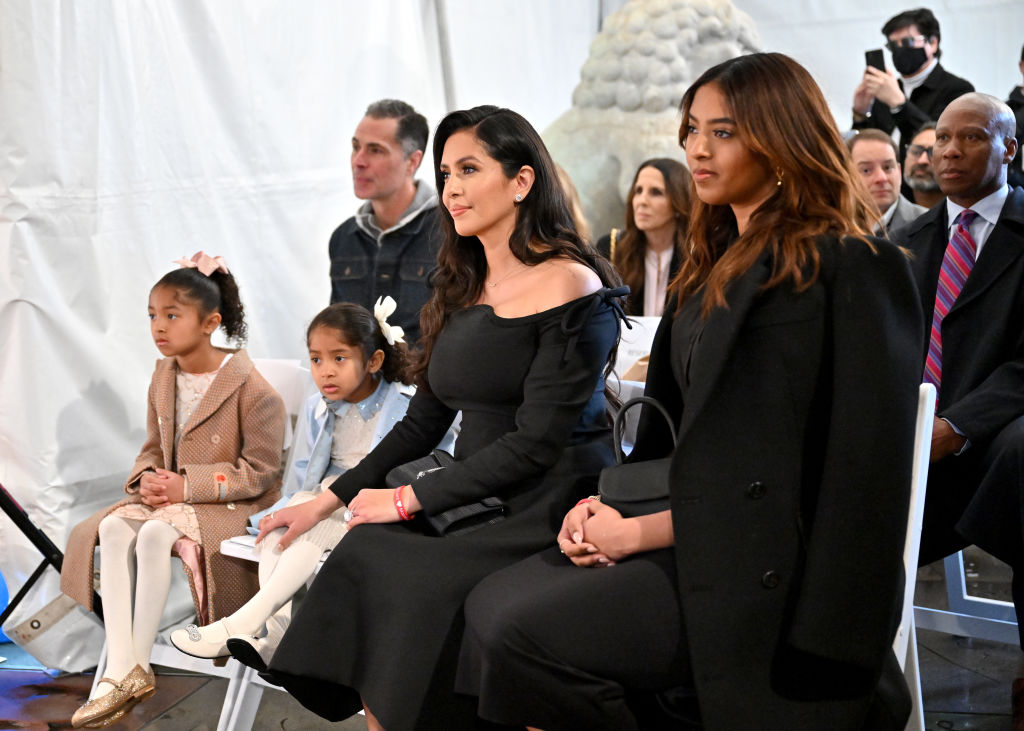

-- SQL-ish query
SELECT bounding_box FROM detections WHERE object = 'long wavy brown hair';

[672,52,877,316]
[615,158,691,314]
[412,106,619,386]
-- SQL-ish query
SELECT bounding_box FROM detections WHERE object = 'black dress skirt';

[266,288,624,730]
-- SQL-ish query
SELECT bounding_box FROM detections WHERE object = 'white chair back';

[894,383,935,731]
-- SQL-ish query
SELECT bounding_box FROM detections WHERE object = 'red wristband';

[394,485,413,521]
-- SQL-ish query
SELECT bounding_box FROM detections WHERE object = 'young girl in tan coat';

[61,252,285,728]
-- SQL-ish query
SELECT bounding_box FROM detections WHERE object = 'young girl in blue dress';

[168,297,445,672]
[62,252,286,728]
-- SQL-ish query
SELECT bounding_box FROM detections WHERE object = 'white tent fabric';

[1,0,1022,669]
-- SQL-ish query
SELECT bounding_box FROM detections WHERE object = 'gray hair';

[365,99,428,158]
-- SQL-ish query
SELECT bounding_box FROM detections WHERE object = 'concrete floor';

[1,547,1020,729]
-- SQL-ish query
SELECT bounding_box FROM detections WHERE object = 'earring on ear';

[775,168,784,188]
[514,194,523,202]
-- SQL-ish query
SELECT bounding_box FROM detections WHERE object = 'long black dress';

[267,288,624,730]
[460,237,922,730]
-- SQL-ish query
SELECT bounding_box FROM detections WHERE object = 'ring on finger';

[343,508,354,523]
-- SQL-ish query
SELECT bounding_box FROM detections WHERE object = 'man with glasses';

[852,8,973,160]
[904,122,945,209]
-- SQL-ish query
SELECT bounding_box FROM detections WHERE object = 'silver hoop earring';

[514,194,523,202]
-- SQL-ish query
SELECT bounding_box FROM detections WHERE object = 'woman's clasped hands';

[557,500,642,567]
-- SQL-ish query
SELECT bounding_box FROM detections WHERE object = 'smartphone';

[865,49,886,72]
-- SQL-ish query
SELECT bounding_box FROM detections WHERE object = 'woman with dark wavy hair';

[596,157,692,316]
[257,105,625,730]
[461,53,923,731]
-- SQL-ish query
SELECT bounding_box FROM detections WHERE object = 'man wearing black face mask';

[852,7,973,162]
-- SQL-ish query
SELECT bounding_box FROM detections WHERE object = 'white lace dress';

[110,359,230,543]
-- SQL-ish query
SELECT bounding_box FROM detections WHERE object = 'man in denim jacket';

[329,99,439,343]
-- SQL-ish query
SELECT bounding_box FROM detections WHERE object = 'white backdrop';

[1,0,1022,663]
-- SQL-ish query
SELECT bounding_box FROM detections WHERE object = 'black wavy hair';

[307,302,411,385]
[413,105,618,385]
[152,267,247,344]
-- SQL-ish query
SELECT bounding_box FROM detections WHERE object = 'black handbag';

[385,450,506,536]
[598,396,677,517]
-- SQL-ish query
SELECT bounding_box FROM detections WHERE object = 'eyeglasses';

[885,35,927,53]
[907,144,933,159]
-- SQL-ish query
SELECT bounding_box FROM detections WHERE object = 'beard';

[904,168,940,192]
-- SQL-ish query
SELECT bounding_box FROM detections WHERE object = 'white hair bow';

[373,296,405,345]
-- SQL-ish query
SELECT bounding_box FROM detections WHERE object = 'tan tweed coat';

[61,349,285,622]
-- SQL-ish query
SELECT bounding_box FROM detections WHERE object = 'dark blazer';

[894,187,1024,440]
[633,236,923,730]
[891,186,1024,563]
[854,63,973,158]
[595,230,682,316]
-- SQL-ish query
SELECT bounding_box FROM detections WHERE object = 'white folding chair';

[89,360,314,711]
[914,551,1019,644]
[894,383,936,731]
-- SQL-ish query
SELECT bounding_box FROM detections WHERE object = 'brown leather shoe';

[1012,677,1024,731]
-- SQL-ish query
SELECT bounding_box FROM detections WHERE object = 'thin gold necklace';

[486,262,527,288]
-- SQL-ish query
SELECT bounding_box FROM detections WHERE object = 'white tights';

[222,528,322,646]
[96,515,181,696]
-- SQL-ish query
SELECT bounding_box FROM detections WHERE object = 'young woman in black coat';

[459,52,924,731]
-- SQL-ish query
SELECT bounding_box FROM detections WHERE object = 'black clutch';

[598,396,676,517]
[385,450,506,536]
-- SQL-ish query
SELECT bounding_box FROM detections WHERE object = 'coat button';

[761,570,780,589]
[746,481,766,499]
[211,434,221,444]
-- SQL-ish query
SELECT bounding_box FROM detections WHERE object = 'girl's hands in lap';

[139,469,185,506]
[257,491,339,550]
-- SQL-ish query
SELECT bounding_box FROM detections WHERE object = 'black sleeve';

[785,239,924,676]
[413,299,619,514]
[328,387,458,504]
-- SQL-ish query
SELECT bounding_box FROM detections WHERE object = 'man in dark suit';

[891,93,1024,643]
[846,128,926,236]
[852,7,973,162]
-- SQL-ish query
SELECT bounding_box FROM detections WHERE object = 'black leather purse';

[385,450,506,536]
[598,396,677,517]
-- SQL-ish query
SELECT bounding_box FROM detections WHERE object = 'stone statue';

[545,0,760,238]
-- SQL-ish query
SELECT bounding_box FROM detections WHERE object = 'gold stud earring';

[775,168,784,188]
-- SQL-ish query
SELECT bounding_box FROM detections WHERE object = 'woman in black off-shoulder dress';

[255,105,624,730]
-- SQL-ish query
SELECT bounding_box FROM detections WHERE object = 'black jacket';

[853,62,973,157]
[634,236,922,730]
[328,205,440,344]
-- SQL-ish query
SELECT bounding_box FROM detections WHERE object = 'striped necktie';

[923,209,978,391]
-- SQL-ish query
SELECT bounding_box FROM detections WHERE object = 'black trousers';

[922,414,1024,647]
[459,546,694,731]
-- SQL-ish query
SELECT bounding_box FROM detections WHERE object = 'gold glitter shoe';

[72,664,155,728]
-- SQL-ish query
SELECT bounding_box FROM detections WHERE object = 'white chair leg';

[90,641,109,697]
[904,623,925,731]
[225,666,266,731]
[216,659,249,731]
